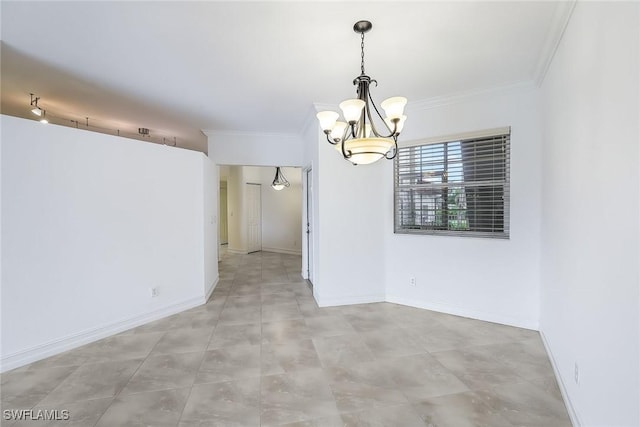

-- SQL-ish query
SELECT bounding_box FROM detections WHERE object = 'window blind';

[394,129,510,238]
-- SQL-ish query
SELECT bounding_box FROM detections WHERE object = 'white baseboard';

[226,248,246,255]
[315,293,386,307]
[0,295,205,373]
[204,276,219,302]
[261,246,302,256]
[539,330,581,427]
[225,248,302,256]
[385,294,539,330]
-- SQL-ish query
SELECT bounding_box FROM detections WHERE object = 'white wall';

[1,115,216,371]
[301,115,320,285]
[202,155,218,298]
[539,3,640,426]
[226,165,244,253]
[384,84,542,329]
[300,112,387,306]
[0,115,3,360]
[206,131,304,167]
[257,167,302,255]
[303,89,543,315]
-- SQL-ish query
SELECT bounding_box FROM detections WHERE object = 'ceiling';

[1,1,563,153]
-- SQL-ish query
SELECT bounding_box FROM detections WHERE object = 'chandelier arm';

[324,132,340,145]
[359,101,368,139]
[356,77,368,139]
[384,139,399,160]
[281,168,291,187]
[272,167,291,188]
[365,96,384,138]
[367,91,397,138]
[341,136,353,160]
[349,122,358,139]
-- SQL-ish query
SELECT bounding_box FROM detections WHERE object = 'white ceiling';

[1,1,564,152]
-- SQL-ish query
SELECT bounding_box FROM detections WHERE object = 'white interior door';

[219,186,228,245]
[246,183,262,253]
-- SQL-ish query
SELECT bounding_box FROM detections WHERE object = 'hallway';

[1,251,571,426]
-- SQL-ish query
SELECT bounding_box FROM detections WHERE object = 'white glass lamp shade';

[31,107,42,117]
[339,99,365,123]
[316,111,339,132]
[271,184,285,191]
[384,115,407,134]
[380,96,407,120]
[343,137,394,165]
[330,121,348,141]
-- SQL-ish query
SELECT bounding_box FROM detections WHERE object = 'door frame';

[302,167,313,284]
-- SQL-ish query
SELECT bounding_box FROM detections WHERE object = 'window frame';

[393,127,511,239]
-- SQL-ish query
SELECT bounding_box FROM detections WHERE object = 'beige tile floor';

[1,251,572,426]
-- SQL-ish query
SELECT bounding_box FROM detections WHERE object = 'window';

[394,127,510,238]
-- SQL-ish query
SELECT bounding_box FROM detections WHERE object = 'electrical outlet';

[574,362,579,385]
[409,277,416,286]
[151,287,159,298]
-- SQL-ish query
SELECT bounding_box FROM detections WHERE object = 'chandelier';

[316,20,407,165]
[271,167,290,191]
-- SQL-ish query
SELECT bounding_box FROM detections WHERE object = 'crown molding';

[209,76,544,140]
[303,81,534,136]
[297,103,325,136]
[311,102,333,113]
[407,80,536,113]
[533,0,577,86]
[202,129,300,140]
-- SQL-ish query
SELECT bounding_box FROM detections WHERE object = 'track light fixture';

[26,93,179,144]
[271,167,290,191]
[30,93,43,116]
[317,20,407,165]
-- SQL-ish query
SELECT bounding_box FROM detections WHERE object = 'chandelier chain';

[360,32,365,75]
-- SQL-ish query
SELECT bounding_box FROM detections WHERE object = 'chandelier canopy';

[317,20,407,165]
